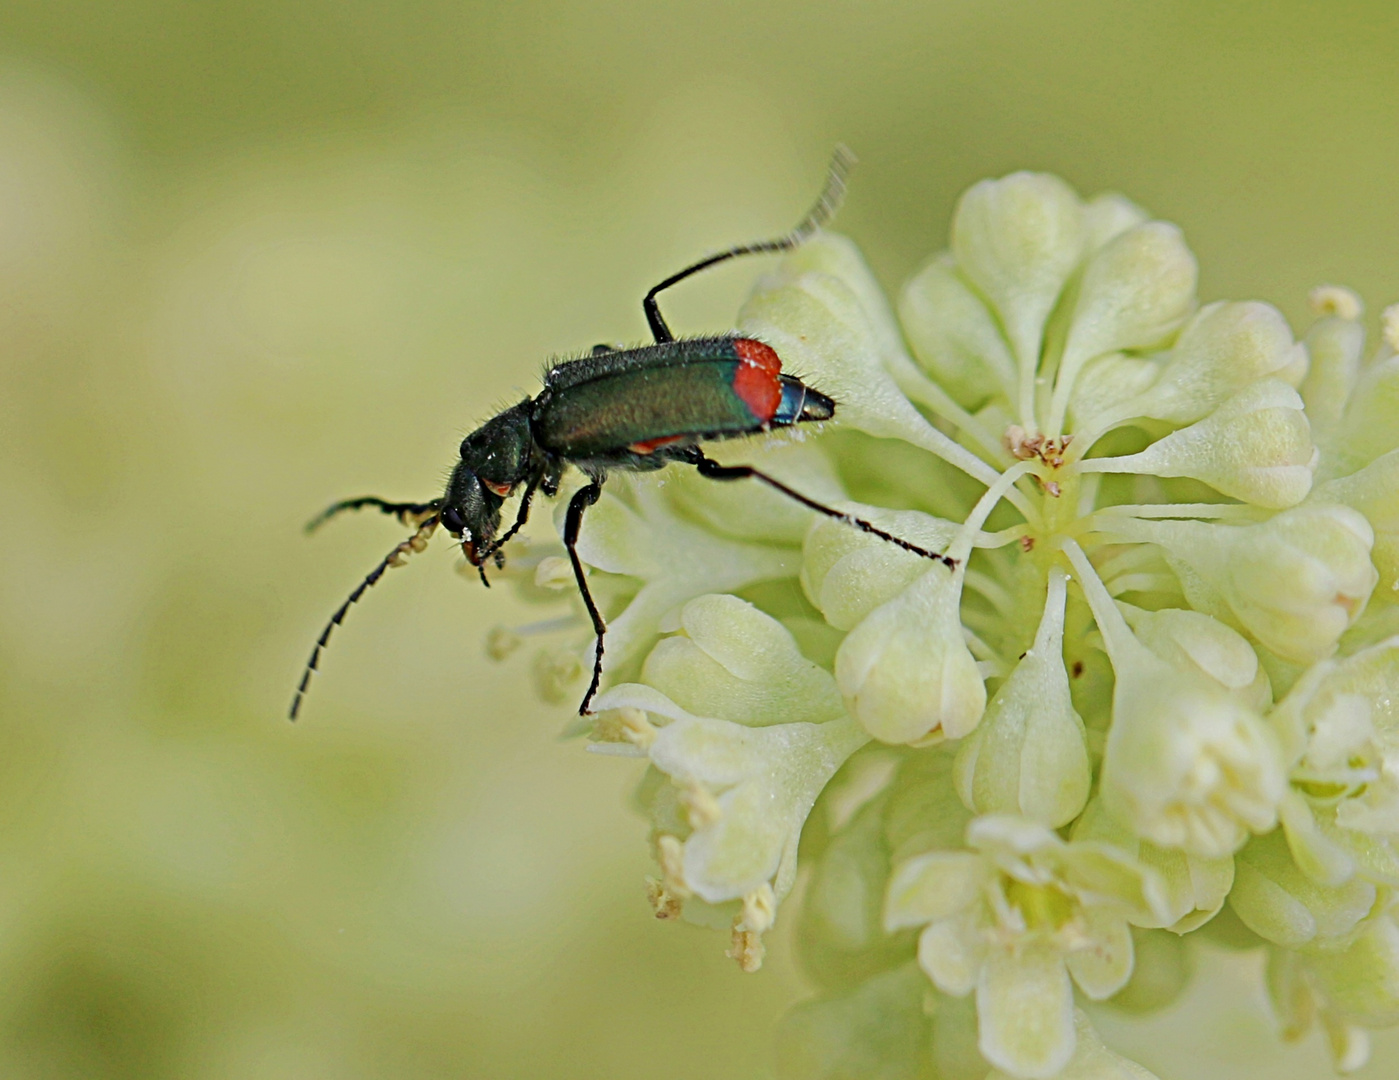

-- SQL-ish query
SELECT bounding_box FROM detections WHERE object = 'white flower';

[590,596,869,968]
[984,1010,1162,1080]
[1268,636,1399,888]
[834,561,985,745]
[885,816,1168,1078]
[1066,541,1285,858]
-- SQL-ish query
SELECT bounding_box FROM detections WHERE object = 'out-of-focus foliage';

[0,1,1397,1077]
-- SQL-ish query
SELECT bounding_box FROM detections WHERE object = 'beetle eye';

[440,506,467,534]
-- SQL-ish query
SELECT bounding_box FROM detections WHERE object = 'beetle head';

[441,400,535,565]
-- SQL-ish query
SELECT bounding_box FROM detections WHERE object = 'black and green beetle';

[291,150,954,720]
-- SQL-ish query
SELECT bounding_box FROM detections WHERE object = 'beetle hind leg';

[688,450,957,569]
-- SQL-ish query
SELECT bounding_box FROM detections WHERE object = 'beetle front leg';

[563,479,607,714]
[475,475,542,578]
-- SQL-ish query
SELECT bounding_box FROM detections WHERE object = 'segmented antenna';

[304,497,441,534]
[642,146,858,343]
[289,518,437,720]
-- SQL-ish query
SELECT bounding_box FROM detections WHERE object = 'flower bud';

[1228,831,1376,949]
[802,507,956,631]
[1300,312,1365,447]
[641,594,845,727]
[1121,301,1304,426]
[1327,353,1399,477]
[1082,192,1150,251]
[1068,351,1160,432]
[1084,379,1315,508]
[1221,506,1376,663]
[900,252,1016,407]
[1106,506,1378,664]
[1314,448,1399,599]
[835,565,986,744]
[1123,605,1271,711]
[1101,660,1283,858]
[954,569,1090,827]
[1065,539,1285,857]
[951,171,1085,372]
[1052,221,1197,423]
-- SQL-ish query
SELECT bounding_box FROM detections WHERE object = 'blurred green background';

[1,2,1398,1077]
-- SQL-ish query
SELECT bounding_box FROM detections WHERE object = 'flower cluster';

[490,172,1399,1077]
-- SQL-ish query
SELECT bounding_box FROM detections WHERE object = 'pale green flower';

[984,1010,1162,1080]
[1265,893,1399,1074]
[556,475,797,688]
[589,596,867,968]
[1071,797,1236,934]
[885,815,1168,1078]
[1100,503,1377,666]
[484,169,1399,1076]
[1268,636,1399,887]
[1066,539,1286,859]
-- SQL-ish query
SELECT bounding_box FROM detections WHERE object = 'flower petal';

[917,912,986,996]
[976,944,1076,1079]
[884,850,992,930]
[1065,908,1135,999]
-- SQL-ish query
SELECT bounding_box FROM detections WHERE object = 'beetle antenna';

[642,146,857,343]
[289,517,438,720]
[304,496,441,534]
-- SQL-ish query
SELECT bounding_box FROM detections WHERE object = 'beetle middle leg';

[563,478,608,714]
[688,450,957,569]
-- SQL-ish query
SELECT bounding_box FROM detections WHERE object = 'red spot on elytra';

[629,434,687,454]
[732,338,783,422]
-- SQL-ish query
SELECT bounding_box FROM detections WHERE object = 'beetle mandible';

[291,149,956,720]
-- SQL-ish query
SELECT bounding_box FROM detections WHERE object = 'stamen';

[1384,303,1399,353]
[1309,284,1363,320]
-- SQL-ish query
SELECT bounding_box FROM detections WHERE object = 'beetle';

[291,149,955,720]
